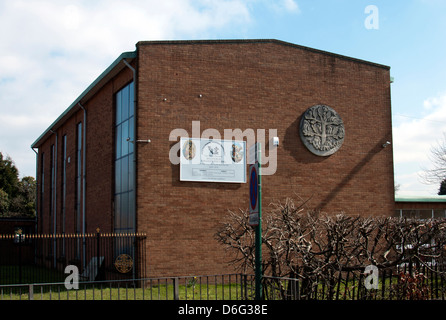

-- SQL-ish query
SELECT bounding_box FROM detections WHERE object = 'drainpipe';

[78,103,87,235]
[123,59,137,234]
[78,103,87,269]
[31,147,38,235]
[31,147,39,266]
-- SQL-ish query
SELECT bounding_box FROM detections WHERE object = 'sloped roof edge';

[31,50,137,149]
[136,39,390,70]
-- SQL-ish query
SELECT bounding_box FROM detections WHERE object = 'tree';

[0,188,9,214]
[9,176,36,217]
[421,133,446,186]
[0,152,19,197]
[215,197,446,299]
[0,152,36,218]
[439,179,446,195]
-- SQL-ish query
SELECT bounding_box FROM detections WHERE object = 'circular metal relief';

[114,254,133,273]
[299,105,345,156]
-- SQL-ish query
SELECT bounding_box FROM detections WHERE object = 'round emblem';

[201,140,224,164]
[114,254,133,273]
[231,142,244,163]
[299,105,345,156]
[182,139,196,160]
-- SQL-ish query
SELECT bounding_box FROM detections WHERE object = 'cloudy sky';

[1,0,446,197]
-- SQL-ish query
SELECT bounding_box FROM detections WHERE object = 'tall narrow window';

[50,144,55,234]
[61,135,67,235]
[76,123,82,235]
[40,152,45,233]
[114,82,135,235]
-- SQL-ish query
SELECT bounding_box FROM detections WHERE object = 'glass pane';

[120,192,129,230]
[434,210,446,219]
[115,159,121,194]
[121,85,129,121]
[116,124,122,159]
[129,82,134,117]
[77,123,82,150]
[114,194,121,229]
[128,154,134,192]
[419,210,432,219]
[129,116,134,154]
[128,190,135,230]
[121,120,129,156]
[121,156,129,193]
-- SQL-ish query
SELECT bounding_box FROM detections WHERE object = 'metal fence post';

[28,284,34,300]
[18,233,23,285]
[173,277,179,300]
[96,229,100,281]
[242,274,248,300]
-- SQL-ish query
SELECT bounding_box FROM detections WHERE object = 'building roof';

[136,39,390,70]
[395,195,446,203]
[31,39,390,149]
[31,50,137,148]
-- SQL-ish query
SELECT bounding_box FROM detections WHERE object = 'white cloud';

[282,0,300,12]
[261,0,300,14]
[0,0,253,177]
[393,93,446,195]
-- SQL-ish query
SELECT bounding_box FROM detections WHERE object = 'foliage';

[392,271,429,300]
[0,152,36,218]
[439,179,446,195]
[421,132,446,186]
[0,189,9,213]
[215,197,446,299]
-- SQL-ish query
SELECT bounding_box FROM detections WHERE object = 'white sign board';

[180,138,246,183]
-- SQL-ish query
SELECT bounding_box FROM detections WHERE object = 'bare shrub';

[215,197,446,298]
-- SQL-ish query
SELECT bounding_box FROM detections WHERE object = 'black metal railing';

[0,231,147,285]
[1,267,446,301]
[0,274,253,301]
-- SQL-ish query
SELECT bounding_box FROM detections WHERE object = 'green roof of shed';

[395,196,446,203]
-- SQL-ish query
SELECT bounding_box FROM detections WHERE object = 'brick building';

[395,196,446,219]
[31,39,394,277]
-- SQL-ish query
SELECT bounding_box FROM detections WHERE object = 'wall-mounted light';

[273,137,279,146]
[382,141,391,148]
[127,137,151,144]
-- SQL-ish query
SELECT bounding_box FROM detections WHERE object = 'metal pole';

[255,143,262,300]
[97,229,100,281]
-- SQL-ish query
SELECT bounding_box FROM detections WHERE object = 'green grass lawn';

[1,281,252,301]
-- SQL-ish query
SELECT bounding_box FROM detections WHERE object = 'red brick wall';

[36,40,394,278]
[37,113,85,234]
[36,67,134,235]
[135,40,394,277]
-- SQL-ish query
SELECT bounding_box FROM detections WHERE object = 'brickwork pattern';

[135,41,394,276]
[36,40,394,277]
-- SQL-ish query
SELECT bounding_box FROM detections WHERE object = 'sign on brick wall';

[180,137,246,183]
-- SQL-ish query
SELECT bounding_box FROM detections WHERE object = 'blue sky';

[1,0,446,196]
